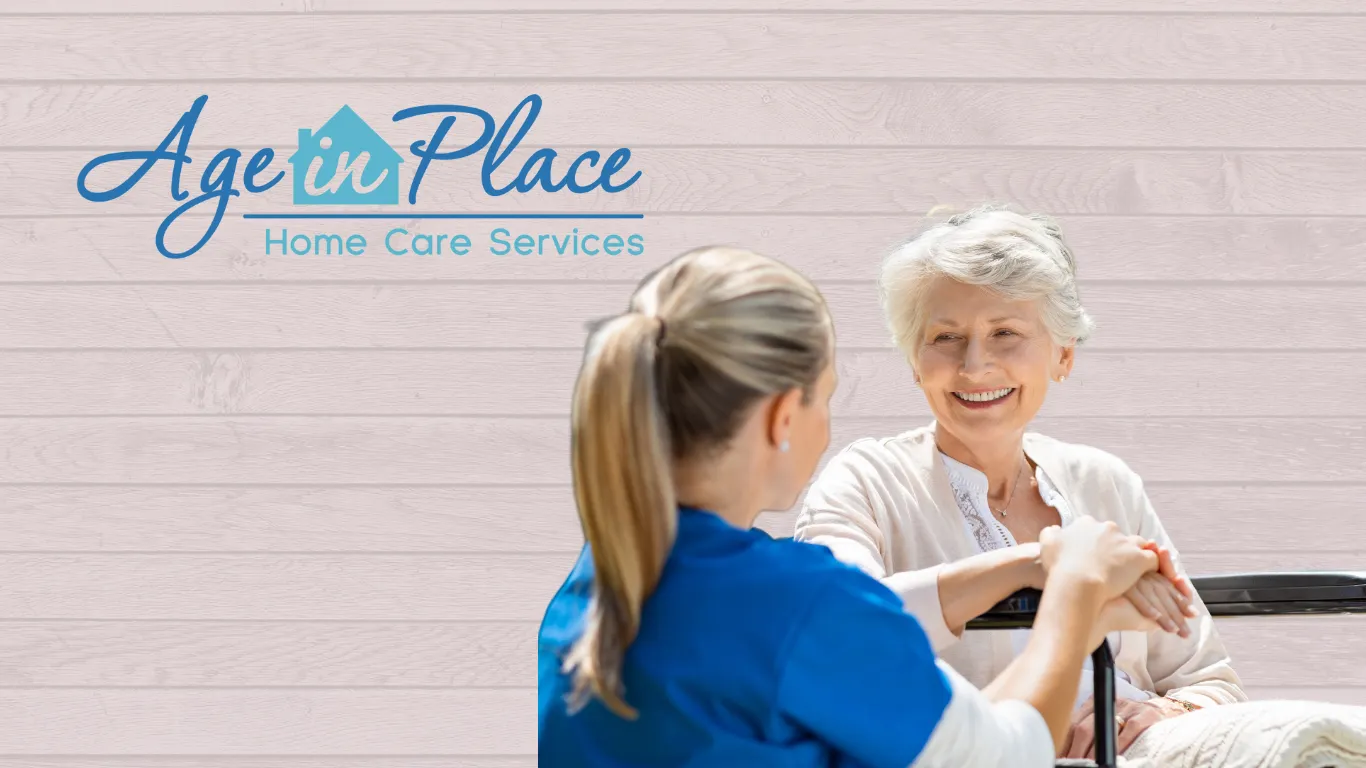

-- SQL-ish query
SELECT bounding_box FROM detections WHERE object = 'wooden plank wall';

[1,1,1364,764]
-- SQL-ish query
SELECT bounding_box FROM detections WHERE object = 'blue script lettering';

[396,95,641,202]
[391,104,497,206]
[75,94,283,259]
[76,94,638,260]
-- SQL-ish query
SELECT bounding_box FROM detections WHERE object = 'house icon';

[289,105,403,205]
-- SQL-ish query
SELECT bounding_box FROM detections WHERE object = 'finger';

[1172,574,1198,610]
[1132,548,1160,581]
[1150,545,1195,599]
[1151,579,1192,637]
[1156,547,1179,580]
[1068,720,1094,760]
[1144,576,1189,633]
[1135,580,1178,634]
[1117,714,1154,754]
[1125,585,1161,623]
[1075,696,1095,721]
[1065,698,1094,758]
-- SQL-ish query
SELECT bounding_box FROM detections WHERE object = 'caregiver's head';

[880,204,1095,450]
[566,245,835,717]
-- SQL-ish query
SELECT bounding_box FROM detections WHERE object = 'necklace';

[990,458,1029,517]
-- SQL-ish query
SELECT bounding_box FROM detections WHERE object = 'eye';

[994,329,1017,337]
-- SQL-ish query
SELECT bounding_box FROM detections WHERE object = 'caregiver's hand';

[1088,593,1162,651]
[1039,517,1158,599]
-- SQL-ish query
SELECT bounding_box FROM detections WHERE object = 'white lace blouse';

[937,451,1152,710]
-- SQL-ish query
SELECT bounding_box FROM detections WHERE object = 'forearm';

[915,660,1056,768]
[936,543,1043,634]
[982,576,1108,753]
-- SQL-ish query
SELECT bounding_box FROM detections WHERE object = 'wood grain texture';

[3,15,1366,81]
[0,689,531,753]
[0,486,584,552]
[0,350,1358,417]
[6,216,1363,283]
[0,552,1357,623]
[11,1,1366,12]
[18,148,1366,216]
[1219,619,1366,688]
[9,1,1366,12]
[0,553,580,620]
[0,284,1357,350]
[0,761,533,768]
[0,621,532,687]
[11,83,1366,148]
[0,416,1361,486]
[0,616,1360,689]
[1,483,1360,554]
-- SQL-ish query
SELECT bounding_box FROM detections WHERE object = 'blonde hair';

[563,245,833,719]
[880,203,1095,359]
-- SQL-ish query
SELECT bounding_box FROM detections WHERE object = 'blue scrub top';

[538,506,954,767]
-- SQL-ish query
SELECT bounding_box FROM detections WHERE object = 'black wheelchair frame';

[966,571,1366,768]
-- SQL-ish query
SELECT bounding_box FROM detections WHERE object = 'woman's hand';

[1039,517,1159,599]
[1062,696,1193,759]
[1124,571,1197,638]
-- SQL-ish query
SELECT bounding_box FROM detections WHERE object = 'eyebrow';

[928,315,1025,326]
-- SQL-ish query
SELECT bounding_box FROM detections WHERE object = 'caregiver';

[539,245,1184,767]
[793,204,1247,760]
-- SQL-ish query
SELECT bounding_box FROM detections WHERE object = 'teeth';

[954,388,1014,402]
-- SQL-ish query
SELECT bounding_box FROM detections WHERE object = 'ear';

[765,387,804,449]
[1055,342,1077,381]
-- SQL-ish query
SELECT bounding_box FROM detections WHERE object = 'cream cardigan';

[793,423,1247,710]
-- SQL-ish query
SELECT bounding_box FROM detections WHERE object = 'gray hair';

[878,203,1095,359]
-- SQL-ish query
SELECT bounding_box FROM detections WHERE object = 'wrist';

[1018,542,1046,590]
[1045,566,1108,603]
[1033,573,1108,649]
[1161,695,1199,715]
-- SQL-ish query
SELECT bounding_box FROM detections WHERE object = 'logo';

[290,105,403,206]
[75,94,642,259]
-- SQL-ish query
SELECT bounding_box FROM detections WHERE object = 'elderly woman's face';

[914,278,1073,444]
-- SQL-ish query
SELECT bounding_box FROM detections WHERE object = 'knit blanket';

[1118,699,1366,768]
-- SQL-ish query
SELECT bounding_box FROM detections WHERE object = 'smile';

[952,388,1015,403]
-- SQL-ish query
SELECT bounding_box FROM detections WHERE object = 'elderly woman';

[793,204,1246,760]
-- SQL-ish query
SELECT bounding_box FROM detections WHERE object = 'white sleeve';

[795,446,960,651]
[910,660,1056,768]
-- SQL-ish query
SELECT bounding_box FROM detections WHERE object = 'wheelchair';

[966,571,1366,768]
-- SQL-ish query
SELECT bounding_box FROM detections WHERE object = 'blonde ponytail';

[561,245,832,720]
[563,312,676,719]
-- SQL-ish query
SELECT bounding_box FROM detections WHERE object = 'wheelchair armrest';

[966,571,1366,628]
[1193,570,1366,616]
[967,587,1042,630]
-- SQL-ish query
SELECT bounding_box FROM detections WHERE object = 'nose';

[959,336,994,377]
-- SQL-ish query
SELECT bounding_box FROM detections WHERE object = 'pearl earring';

[1058,375,1066,383]
[779,440,790,452]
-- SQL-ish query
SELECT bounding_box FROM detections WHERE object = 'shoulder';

[749,532,875,581]
[741,533,903,610]
[1026,431,1145,490]
[811,424,936,485]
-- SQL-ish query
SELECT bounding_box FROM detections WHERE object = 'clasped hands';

[1034,519,1199,759]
